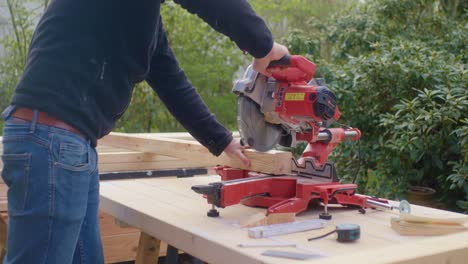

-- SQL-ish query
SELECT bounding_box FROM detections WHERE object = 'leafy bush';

[0,0,39,132]
[284,0,467,211]
[116,0,357,133]
[116,1,245,133]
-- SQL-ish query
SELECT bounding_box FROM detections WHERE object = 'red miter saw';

[192,55,395,219]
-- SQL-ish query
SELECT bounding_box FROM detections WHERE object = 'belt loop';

[1,105,16,121]
[30,110,39,133]
[87,140,91,165]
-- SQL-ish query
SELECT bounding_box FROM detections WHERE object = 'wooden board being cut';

[1,134,210,173]
[99,133,292,175]
[99,175,468,264]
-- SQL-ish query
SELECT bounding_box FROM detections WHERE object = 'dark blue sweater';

[10,0,273,155]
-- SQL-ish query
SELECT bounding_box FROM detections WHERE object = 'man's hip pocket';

[1,153,31,214]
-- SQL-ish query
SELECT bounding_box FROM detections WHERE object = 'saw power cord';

[334,122,362,184]
[352,139,361,184]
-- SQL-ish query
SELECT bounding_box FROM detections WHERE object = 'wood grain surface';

[99,175,468,264]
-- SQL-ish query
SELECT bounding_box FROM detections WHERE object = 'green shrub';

[284,0,467,211]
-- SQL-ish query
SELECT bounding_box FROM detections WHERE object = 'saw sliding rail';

[316,129,359,141]
[192,175,288,209]
[192,170,394,218]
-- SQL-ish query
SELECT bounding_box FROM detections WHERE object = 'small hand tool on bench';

[247,219,329,238]
[308,223,361,242]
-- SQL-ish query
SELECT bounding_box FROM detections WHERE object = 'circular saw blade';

[237,95,282,152]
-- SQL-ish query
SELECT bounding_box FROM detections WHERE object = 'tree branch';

[6,0,25,62]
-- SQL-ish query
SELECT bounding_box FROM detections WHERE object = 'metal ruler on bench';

[248,219,329,238]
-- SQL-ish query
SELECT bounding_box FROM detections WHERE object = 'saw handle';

[266,55,316,82]
[267,55,291,68]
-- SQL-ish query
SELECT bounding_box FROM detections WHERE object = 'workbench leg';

[165,244,179,264]
[135,232,161,264]
[0,213,7,261]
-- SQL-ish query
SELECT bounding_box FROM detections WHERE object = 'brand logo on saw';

[285,92,305,101]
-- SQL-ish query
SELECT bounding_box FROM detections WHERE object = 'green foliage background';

[0,0,466,212]
[115,0,356,133]
[282,0,467,211]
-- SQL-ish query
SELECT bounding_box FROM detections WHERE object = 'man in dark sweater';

[1,0,288,263]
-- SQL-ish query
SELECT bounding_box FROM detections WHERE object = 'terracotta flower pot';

[406,186,437,207]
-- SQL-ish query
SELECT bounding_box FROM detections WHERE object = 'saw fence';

[1,133,468,263]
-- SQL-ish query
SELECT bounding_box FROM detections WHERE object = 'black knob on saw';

[267,55,291,68]
[207,208,220,217]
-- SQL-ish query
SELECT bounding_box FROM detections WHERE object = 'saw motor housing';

[233,56,340,138]
[233,55,360,173]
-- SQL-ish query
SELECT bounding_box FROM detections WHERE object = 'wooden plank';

[390,218,468,236]
[89,211,173,263]
[99,212,139,236]
[0,212,7,261]
[135,232,161,264]
[1,152,206,174]
[240,212,296,228]
[1,132,239,174]
[100,211,145,263]
[99,152,179,164]
[99,160,208,173]
[102,232,139,264]
[97,151,215,173]
[130,132,240,141]
[99,133,292,175]
[0,183,7,211]
[97,145,139,153]
[99,176,468,264]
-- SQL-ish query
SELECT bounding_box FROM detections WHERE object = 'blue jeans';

[1,111,103,263]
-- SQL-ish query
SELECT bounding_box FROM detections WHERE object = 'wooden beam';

[0,133,242,174]
[98,152,215,168]
[99,133,292,175]
[0,212,7,261]
[131,131,240,140]
[102,233,139,263]
[135,232,161,264]
[99,160,209,173]
[240,212,296,228]
[99,152,179,164]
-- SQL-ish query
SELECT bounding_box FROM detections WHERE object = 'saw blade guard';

[237,95,283,152]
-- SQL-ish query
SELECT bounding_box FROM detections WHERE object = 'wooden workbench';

[99,175,468,264]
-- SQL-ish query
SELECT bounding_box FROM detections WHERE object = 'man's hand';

[252,42,289,77]
[224,138,251,167]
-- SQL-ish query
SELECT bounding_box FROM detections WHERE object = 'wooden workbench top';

[99,175,468,264]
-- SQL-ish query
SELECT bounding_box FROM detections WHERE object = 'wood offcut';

[99,133,292,175]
